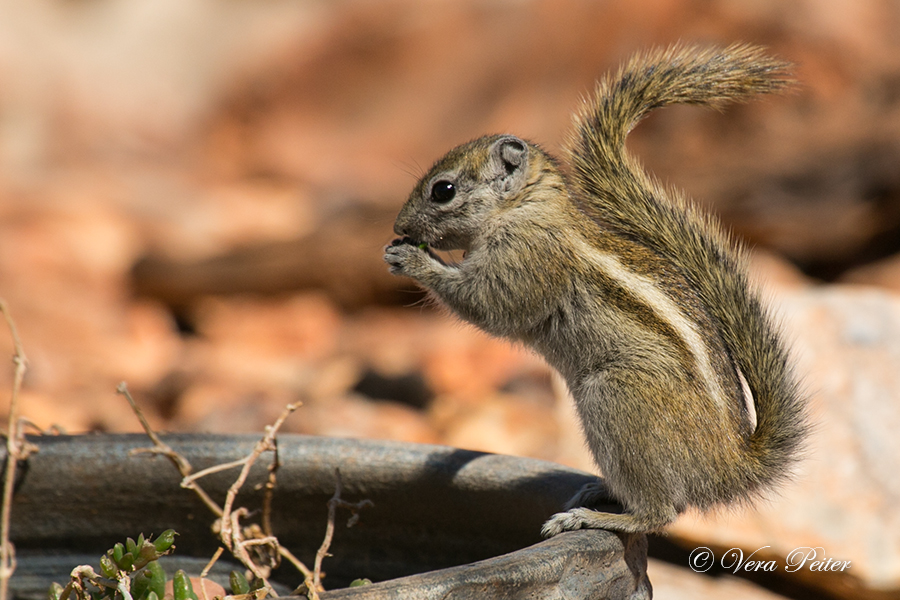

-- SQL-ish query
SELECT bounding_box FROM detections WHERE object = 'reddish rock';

[647,559,791,600]
[431,392,558,461]
[839,252,900,294]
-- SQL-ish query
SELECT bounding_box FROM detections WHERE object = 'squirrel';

[383,44,807,536]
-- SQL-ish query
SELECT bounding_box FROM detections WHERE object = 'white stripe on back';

[574,237,728,410]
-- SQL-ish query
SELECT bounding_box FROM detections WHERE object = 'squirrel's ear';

[489,136,528,184]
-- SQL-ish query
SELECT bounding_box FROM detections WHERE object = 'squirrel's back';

[567,43,807,502]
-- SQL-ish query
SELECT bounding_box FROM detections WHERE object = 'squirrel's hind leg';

[541,503,677,536]
[564,479,616,510]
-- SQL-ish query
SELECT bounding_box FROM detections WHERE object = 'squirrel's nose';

[393,213,412,236]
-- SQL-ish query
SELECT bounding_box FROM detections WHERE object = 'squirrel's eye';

[430,180,456,203]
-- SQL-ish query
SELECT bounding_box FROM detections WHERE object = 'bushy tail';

[566,44,806,494]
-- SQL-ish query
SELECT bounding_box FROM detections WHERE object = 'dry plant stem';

[121,389,314,591]
[312,469,374,594]
[182,458,251,488]
[200,546,225,580]
[0,300,33,600]
[200,546,225,579]
[199,546,225,600]
[58,566,92,600]
[59,566,123,600]
[118,382,224,517]
[218,403,300,552]
[312,469,341,593]
[58,578,81,600]
[228,508,274,593]
[242,537,281,549]
[279,546,313,581]
[262,440,280,538]
[114,573,134,600]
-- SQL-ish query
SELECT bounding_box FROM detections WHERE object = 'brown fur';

[384,44,807,535]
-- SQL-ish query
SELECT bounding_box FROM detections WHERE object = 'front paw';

[384,238,431,279]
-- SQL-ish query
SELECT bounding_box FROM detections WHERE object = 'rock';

[431,392,558,461]
[839,251,900,294]
[165,578,226,600]
[747,249,814,294]
[647,559,790,600]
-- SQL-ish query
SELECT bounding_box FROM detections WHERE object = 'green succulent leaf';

[133,542,161,571]
[229,571,250,596]
[132,568,152,600]
[145,560,167,599]
[172,570,199,600]
[132,560,165,600]
[152,530,177,553]
[112,543,125,565]
[117,552,135,572]
[99,554,118,579]
[47,582,64,600]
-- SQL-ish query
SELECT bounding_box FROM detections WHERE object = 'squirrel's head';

[394,135,545,251]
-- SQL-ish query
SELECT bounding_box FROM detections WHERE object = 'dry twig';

[198,547,225,600]
[118,382,222,517]
[218,403,300,555]
[121,387,316,593]
[0,300,38,600]
[58,566,128,600]
[312,468,374,595]
[261,440,280,539]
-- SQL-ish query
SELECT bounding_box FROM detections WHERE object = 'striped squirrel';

[384,44,807,535]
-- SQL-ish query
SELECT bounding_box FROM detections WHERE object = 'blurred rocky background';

[1,0,899,598]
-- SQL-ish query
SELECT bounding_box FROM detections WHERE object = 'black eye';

[430,180,456,203]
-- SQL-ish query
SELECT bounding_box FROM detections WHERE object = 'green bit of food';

[349,578,372,587]
[418,242,428,250]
